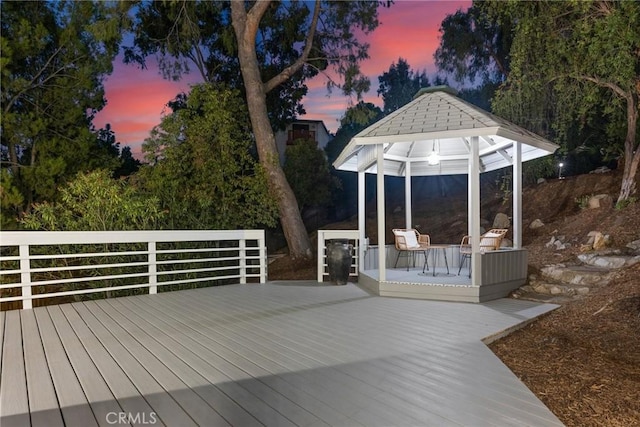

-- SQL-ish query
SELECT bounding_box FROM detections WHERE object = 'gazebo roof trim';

[333,87,559,176]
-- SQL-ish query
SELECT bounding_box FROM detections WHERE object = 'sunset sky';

[93,1,471,158]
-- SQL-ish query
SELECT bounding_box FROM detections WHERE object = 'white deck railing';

[317,230,360,282]
[0,230,266,310]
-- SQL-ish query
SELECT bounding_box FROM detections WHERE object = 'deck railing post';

[20,244,32,310]
[239,238,246,284]
[317,231,325,283]
[258,234,267,283]
[148,241,157,294]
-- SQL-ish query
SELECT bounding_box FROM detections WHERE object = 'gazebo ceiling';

[333,86,559,176]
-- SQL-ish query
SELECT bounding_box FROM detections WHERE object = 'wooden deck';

[1,282,563,426]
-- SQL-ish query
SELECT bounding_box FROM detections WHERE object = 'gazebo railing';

[0,230,266,310]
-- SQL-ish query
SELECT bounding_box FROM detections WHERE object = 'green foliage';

[20,170,165,231]
[139,84,278,229]
[325,101,384,164]
[435,3,512,85]
[1,0,132,213]
[488,0,639,199]
[284,139,336,211]
[377,58,430,114]
[325,102,384,218]
[522,157,556,185]
[0,170,24,229]
[495,171,512,205]
[615,197,637,211]
[127,1,382,129]
[575,194,593,210]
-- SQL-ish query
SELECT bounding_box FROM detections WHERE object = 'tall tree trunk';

[231,2,312,259]
[617,93,639,204]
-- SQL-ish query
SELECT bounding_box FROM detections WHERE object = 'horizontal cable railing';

[0,230,266,310]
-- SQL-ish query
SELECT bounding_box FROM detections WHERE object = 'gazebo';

[333,86,559,302]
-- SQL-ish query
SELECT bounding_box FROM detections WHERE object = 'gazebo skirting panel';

[360,246,528,303]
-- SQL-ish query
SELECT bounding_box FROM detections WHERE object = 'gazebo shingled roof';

[334,86,558,176]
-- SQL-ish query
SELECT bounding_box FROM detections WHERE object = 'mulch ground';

[489,264,640,427]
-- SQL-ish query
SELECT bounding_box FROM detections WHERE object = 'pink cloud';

[93,59,202,157]
[303,0,471,133]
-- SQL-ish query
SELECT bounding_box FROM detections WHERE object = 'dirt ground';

[269,170,640,426]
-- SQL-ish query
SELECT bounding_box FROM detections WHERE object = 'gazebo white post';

[513,141,523,249]
[405,161,412,228]
[358,170,366,272]
[377,144,386,282]
[469,136,481,286]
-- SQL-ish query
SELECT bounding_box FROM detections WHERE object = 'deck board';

[47,306,125,427]
[21,310,64,427]
[81,300,226,427]
[154,290,437,426]
[102,298,271,427]
[1,311,30,427]
[71,303,198,427]
[104,296,303,427]
[0,282,563,426]
[0,311,4,383]
[33,308,98,427]
[58,304,162,427]
[172,289,499,426]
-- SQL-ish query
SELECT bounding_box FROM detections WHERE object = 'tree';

[326,101,384,165]
[377,58,430,115]
[127,0,384,258]
[434,2,512,86]
[114,146,142,178]
[231,0,386,258]
[126,1,320,132]
[284,139,334,212]
[488,0,639,204]
[139,84,278,230]
[325,102,384,220]
[1,0,131,218]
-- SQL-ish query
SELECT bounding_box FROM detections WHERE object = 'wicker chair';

[457,229,508,277]
[392,228,431,271]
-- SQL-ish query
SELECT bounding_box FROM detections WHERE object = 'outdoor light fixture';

[427,140,440,165]
[558,162,564,179]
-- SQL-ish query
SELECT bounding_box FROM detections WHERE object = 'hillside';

[269,169,640,426]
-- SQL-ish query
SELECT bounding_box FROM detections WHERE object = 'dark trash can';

[326,240,353,285]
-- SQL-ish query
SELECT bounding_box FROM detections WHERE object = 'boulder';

[590,166,611,174]
[537,178,547,184]
[626,239,640,252]
[588,194,613,209]
[530,219,545,229]
[546,235,569,250]
[545,236,556,248]
[587,231,602,246]
[593,233,608,250]
[578,253,640,269]
[492,212,510,229]
[554,240,567,250]
[540,264,614,286]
